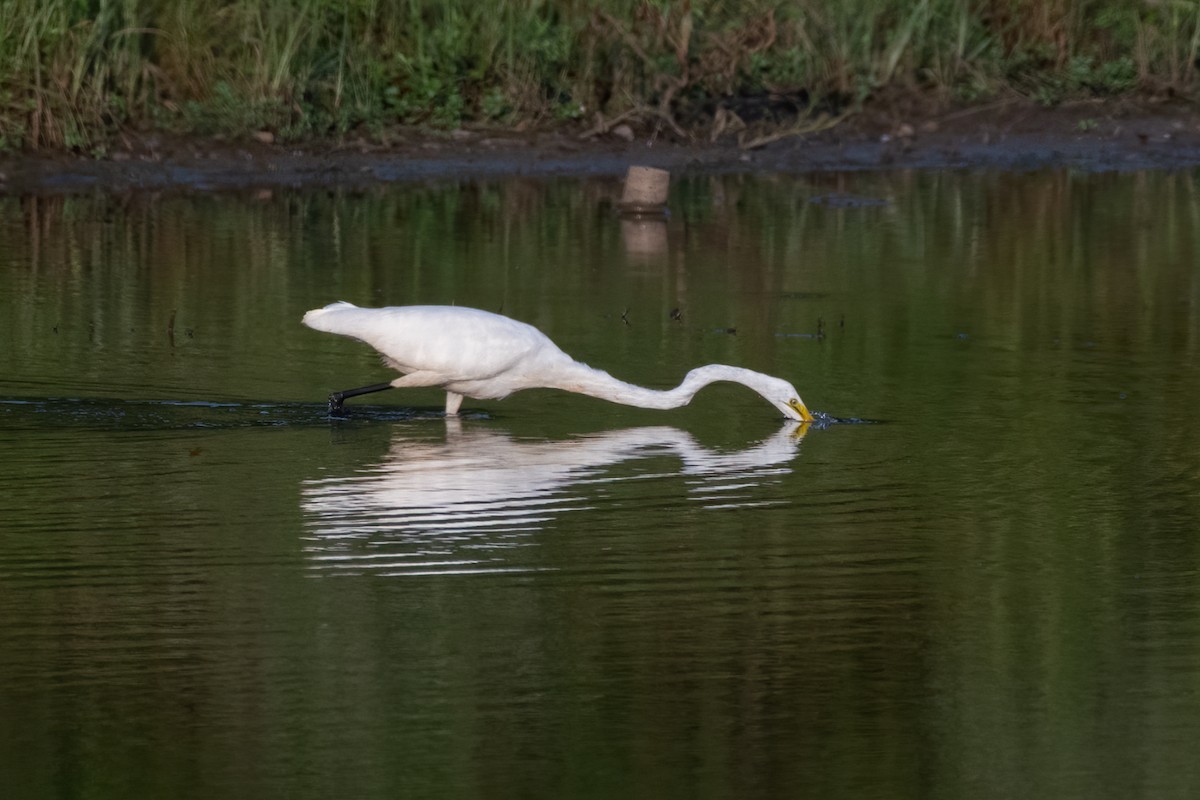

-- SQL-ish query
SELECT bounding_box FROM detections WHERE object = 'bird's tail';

[302,301,359,333]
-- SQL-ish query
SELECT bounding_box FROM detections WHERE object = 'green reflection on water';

[1,171,1200,799]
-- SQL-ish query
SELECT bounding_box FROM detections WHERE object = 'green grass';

[1,0,1198,152]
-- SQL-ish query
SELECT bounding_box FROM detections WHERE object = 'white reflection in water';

[302,423,806,577]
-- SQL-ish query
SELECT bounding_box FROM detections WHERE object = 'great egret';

[302,301,814,421]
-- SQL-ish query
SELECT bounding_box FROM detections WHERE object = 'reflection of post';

[621,217,668,260]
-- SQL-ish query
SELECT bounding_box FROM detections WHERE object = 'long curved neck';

[547,362,779,410]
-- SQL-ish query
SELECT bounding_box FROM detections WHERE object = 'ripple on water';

[0,395,432,430]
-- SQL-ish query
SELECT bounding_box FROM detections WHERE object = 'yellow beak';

[788,399,815,423]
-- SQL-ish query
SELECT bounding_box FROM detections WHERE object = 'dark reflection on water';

[2,171,1200,799]
[0,396,347,429]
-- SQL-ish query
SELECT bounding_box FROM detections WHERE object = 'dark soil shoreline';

[3,102,1199,195]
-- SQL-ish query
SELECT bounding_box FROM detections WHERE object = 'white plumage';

[302,301,814,421]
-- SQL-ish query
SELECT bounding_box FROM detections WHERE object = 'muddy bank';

[3,103,1199,195]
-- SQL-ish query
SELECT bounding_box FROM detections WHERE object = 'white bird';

[302,301,815,421]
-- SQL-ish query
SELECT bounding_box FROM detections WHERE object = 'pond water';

[2,170,1200,799]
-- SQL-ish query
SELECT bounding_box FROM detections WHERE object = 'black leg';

[328,382,394,415]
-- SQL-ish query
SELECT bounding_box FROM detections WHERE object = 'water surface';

[2,171,1200,798]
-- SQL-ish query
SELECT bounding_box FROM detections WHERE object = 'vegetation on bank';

[1,0,1198,153]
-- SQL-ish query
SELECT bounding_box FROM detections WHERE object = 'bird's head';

[779,395,815,423]
[764,377,814,423]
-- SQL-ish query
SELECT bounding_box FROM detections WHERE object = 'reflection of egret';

[302,423,808,577]
[302,302,814,421]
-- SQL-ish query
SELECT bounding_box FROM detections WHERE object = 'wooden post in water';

[619,166,670,216]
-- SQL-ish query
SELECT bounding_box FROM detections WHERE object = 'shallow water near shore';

[2,171,1200,799]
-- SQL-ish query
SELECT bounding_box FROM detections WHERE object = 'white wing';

[303,303,559,382]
